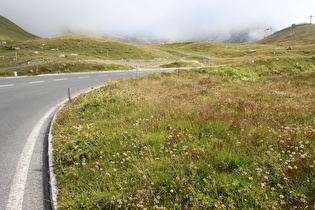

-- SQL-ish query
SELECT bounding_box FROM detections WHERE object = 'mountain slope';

[0,15,39,41]
[257,24,315,45]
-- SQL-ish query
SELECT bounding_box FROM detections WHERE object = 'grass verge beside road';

[52,58,314,209]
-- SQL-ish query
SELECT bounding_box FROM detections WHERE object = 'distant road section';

[0,69,175,209]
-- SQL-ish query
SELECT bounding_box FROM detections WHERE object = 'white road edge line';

[6,103,61,210]
[78,76,89,79]
[6,84,104,210]
[97,74,108,77]
[0,84,14,88]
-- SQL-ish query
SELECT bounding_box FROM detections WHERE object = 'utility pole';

[310,15,314,24]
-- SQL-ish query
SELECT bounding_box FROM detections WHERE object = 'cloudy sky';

[1,0,314,40]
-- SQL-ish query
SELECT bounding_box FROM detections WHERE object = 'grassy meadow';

[156,42,315,65]
[0,34,177,76]
[52,57,315,209]
[2,29,315,76]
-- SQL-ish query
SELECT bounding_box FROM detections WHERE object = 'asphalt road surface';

[0,69,175,209]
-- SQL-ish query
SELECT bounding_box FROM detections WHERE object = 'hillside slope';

[0,15,39,41]
[257,24,315,45]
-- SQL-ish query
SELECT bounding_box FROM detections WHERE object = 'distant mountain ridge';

[0,15,264,45]
[1,15,315,46]
[63,27,264,45]
[257,24,315,45]
[0,15,39,41]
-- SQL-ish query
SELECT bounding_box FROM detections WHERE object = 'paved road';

[0,69,175,209]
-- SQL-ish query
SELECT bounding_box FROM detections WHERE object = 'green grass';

[52,58,315,209]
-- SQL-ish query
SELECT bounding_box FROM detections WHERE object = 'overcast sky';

[1,0,314,39]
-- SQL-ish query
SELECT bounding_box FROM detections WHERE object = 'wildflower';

[307,177,309,182]
[170,189,174,193]
[264,176,269,180]
[280,201,286,205]
[249,177,253,181]
[288,165,293,170]
[280,194,284,199]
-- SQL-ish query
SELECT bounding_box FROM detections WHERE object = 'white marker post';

[136,65,138,77]
[68,88,72,102]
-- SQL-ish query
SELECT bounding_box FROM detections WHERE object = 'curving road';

[0,69,176,209]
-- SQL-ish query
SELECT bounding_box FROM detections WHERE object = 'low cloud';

[1,0,314,42]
